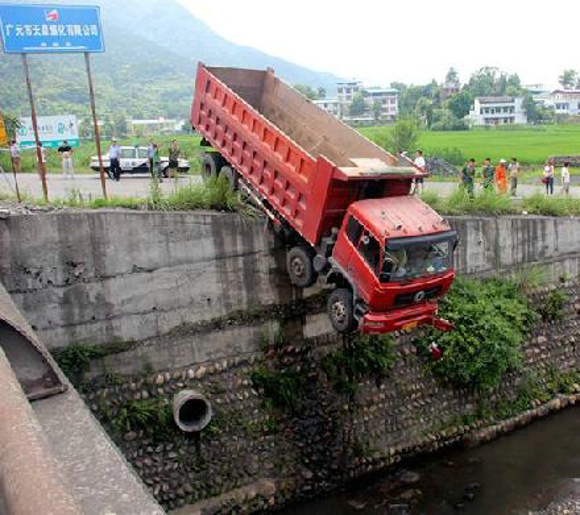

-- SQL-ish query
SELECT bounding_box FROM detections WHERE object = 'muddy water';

[280,408,580,515]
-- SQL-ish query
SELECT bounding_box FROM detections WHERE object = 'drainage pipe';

[173,390,212,432]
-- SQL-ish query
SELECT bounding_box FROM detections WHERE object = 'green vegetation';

[360,124,580,166]
[385,118,420,154]
[4,175,243,213]
[522,193,580,216]
[53,340,137,384]
[417,277,538,391]
[538,290,568,322]
[110,398,177,441]
[322,334,395,395]
[421,189,580,216]
[250,367,307,410]
[53,343,105,384]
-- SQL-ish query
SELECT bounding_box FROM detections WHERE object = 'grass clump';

[522,193,580,217]
[250,366,307,410]
[538,289,568,322]
[322,334,395,395]
[53,343,105,383]
[417,277,538,391]
[111,398,177,441]
[162,175,240,211]
[445,188,514,215]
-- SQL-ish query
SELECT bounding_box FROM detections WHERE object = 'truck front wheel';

[328,288,357,333]
[286,246,317,288]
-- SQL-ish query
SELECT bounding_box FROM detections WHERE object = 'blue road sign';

[0,4,104,53]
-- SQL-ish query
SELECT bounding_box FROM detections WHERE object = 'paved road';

[0,172,198,201]
[1,171,579,201]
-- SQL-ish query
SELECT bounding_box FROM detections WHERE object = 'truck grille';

[394,286,441,307]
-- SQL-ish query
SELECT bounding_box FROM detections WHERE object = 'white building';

[313,98,340,117]
[127,117,185,136]
[363,87,399,121]
[337,80,363,103]
[549,90,580,116]
[468,96,527,126]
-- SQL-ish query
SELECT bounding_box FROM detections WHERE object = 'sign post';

[21,53,49,202]
[0,3,107,200]
[84,52,107,199]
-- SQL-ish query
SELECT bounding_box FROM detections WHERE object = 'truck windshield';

[381,232,457,283]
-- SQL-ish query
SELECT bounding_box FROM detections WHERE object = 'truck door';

[350,229,381,303]
[334,215,363,278]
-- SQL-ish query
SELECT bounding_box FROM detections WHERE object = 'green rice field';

[360,124,580,165]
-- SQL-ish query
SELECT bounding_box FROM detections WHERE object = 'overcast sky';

[178,0,575,89]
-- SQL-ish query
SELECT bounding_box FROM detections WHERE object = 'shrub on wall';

[417,278,538,391]
[322,333,395,395]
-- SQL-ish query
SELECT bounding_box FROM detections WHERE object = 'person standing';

[147,139,155,177]
[561,161,571,196]
[482,157,495,190]
[36,142,48,178]
[412,149,426,195]
[109,138,121,181]
[461,158,476,198]
[508,157,520,197]
[58,140,74,179]
[168,140,180,179]
[543,159,555,195]
[9,140,21,173]
[495,159,507,194]
[153,143,162,182]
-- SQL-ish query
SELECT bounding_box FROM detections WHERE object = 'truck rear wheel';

[286,246,317,288]
[328,288,357,333]
[202,153,224,182]
[220,165,238,190]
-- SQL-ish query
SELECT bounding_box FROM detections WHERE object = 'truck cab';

[326,196,457,334]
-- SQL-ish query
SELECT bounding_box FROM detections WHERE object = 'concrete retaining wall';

[1,210,580,349]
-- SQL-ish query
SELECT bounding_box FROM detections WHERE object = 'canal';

[280,407,580,514]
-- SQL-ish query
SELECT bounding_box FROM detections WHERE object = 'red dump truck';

[191,64,457,334]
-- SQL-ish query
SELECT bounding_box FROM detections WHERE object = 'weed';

[250,366,307,410]
[538,290,568,322]
[322,333,395,395]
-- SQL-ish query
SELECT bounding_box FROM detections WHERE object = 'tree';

[371,100,383,123]
[522,93,555,124]
[414,97,434,128]
[445,67,459,84]
[446,91,472,119]
[349,92,368,116]
[467,67,499,96]
[1,112,21,140]
[387,118,419,154]
[317,87,326,100]
[430,110,469,131]
[293,84,318,100]
[559,69,577,89]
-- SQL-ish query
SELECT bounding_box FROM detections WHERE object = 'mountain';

[0,0,341,122]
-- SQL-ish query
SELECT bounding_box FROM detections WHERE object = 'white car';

[90,146,190,177]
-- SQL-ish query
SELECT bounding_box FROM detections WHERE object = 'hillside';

[0,0,341,121]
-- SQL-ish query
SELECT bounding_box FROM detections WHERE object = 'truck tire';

[220,165,238,190]
[327,288,357,333]
[202,153,224,182]
[286,246,317,288]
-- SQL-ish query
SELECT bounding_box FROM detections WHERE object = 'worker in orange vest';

[495,159,508,194]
